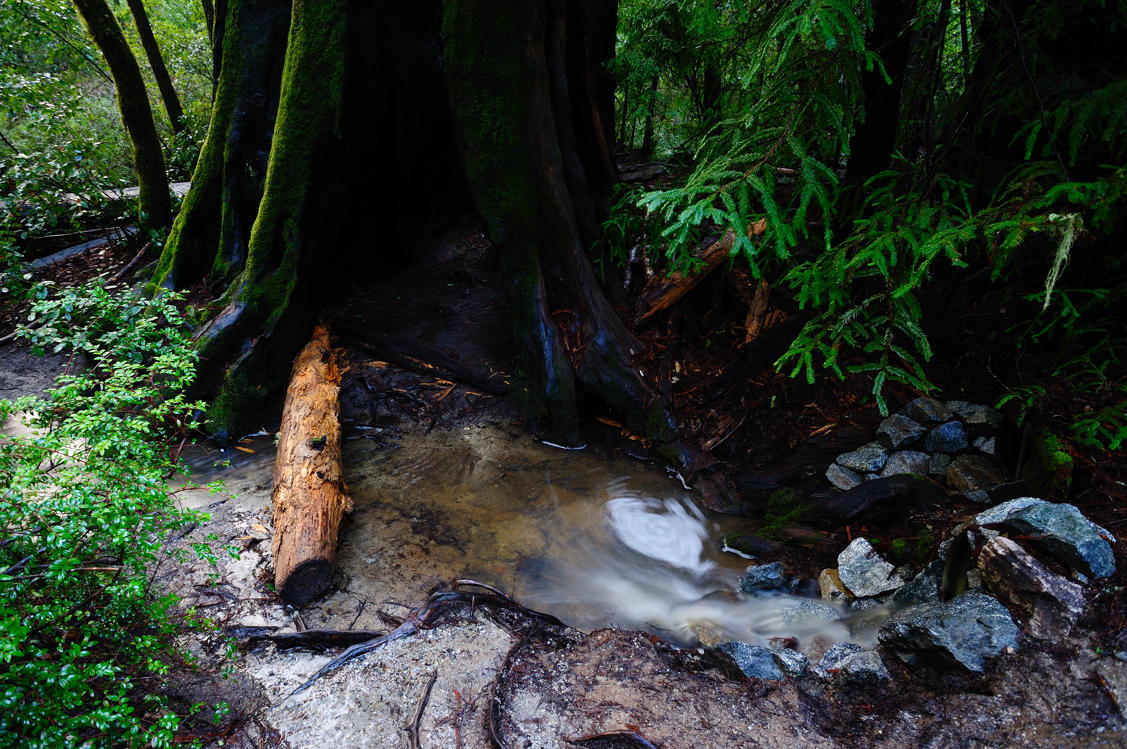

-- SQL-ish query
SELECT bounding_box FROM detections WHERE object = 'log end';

[276,558,334,606]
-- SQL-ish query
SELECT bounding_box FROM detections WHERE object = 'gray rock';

[826,463,863,491]
[946,454,1006,492]
[780,599,841,627]
[976,497,1115,543]
[965,489,992,504]
[928,453,951,478]
[947,401,1004,437]
[1001,502,1116,579]
[877,591,1019,672]
[836,650,891,689]
[813,641,864,678]
[715,642,785,680]
[925,421,968,453]
[974,497,1045,527]
[838,537,905,597]
[740,562,787,593]
[977,536,1087,639]
[973,436,996,455]
[773,647,809,677]
[879,450,931,478]
[902,397,953,424]
[892,560,944,608]
[876,413,928,449]
[837,442,890,473]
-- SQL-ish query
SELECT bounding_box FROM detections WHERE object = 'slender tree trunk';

[72,0,171,234]
[640,74,658,157]
[126,0,185,134]
[844,0,914,186]
[201,0,215,45]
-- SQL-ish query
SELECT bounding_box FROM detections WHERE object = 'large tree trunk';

[72,0,171,234]
[125,0,185,134]
[443,0,710,490]
[150,0,290,291]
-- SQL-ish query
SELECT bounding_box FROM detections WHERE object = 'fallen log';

[272,323,352,606]
[634,229,735,325]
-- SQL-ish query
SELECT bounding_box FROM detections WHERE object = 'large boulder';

[837,537,906,597]
[878,591,1019,672]
[998,502,1116,579]
[977,536,1087,638]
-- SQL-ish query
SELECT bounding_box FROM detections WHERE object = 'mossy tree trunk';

[443,0,718,499]
[72,0,171,234]
[125,0,185,134]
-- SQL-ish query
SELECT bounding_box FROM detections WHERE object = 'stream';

[180,421,853,648]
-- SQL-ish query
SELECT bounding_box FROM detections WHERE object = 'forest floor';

[2,208,1126,746]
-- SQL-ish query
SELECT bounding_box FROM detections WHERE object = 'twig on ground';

[405,670,438,749]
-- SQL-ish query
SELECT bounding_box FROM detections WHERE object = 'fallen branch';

[241,628,386,652]
[106,240,153,283]
[634,229,736,325]
[405,671,438,749]
[334,320,507,395]
[567,730,661,749]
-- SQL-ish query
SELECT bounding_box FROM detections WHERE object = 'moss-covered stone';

[1023,427,1074,497]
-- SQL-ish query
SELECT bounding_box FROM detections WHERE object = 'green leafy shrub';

[0,281,226,747]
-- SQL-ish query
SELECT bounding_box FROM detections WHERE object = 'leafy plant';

[0,281,228,747]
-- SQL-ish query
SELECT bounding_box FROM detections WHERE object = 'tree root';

[289,579,566,696]
[241,628,386,652]
[405,670,437,749]
[566,730,661,749]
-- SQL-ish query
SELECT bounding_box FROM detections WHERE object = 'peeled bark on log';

[271,324,351,606]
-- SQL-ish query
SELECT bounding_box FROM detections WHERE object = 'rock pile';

[716,496,1115,687]
[826,396,1007,501]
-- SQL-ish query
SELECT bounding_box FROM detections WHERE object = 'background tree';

[125,0,186,135]
[72,0,171,233]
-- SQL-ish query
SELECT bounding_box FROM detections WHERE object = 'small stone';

[826,463,863,491]
[836,650,891,689]
[818,569,852,602]
[892,560,944,608]
[947,401,1004,437]
[1002,502,1116,579]
[837,442,890,473]
[974,497,1045,527]
[715,642,785,680]
[878,591,1019,672]
[876,414,928,449]
[902,397,953,423]
[946,454,1006,492]
[974,436,996,455]
[965,489,992,504]
[965,569,982,590]
[879,450,931,478]
[977,536,1086,639]
[772,647,809,677]
[813,641,863,678]
[925,421,968,453]
[740,562,787,593]
[838,537,906,597]
[928,453,951,478]
[780,599,841,627]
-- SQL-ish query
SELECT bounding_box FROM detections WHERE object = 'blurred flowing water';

[186,423,850,645]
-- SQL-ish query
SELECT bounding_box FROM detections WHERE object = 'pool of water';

[183,422,852,645]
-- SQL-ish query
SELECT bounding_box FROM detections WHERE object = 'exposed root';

[567,730,661,748]
[240,628,386,652]
[405,670,438,749]
[289,580,567,696]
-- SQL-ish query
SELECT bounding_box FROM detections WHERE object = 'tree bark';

[150,0,290,291]
[844,0,914,186]
[72,0,171,234]
[271,323,351,606]
[125,0,185,134]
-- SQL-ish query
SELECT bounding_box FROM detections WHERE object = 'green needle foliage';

[0,281,229,747]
